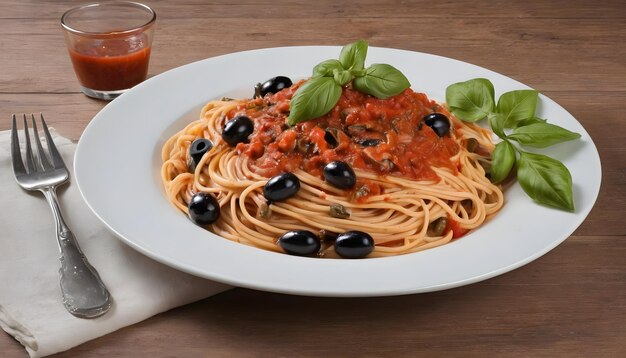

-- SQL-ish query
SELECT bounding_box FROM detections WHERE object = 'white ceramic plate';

[75,46,601,297]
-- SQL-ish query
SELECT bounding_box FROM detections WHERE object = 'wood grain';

[2,17,625,93]
[0,0,624,357]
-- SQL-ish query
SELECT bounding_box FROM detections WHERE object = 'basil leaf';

[508,123,581,148]
[352,64,410,99]
[514,116,547,128]
[288,77,342,125]
[497,89,538,128]
[488,113,506,139]
[517,151,575,211]
[333,69,352,86]
[350,68,366,78]
[491,140,516,183]
[312,59,343,78]
[339,40,368,71]
[446,78,495,122]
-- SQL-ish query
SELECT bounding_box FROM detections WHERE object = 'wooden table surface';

[1,0,625,356]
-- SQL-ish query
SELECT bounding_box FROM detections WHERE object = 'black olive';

[323,161,356,189]
[334,231,375,259]
[277,230,321,256]
[263,172,301,201]
[358,139,382,147]
[259,76,293,97]
[188,192,220,226]
[324,130,339,148]
[188,138,214,171]
[222,115,254,146]
[423,113,451,137]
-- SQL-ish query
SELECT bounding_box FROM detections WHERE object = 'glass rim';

[61,1,156,37]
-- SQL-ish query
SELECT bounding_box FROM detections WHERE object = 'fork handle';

[42,187,112,318]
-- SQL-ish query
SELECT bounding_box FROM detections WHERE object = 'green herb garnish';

[286,41,580,212]
[287,40,410,125]
[446,78,581,211]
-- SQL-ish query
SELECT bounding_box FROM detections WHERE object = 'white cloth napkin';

[0,129,231,357]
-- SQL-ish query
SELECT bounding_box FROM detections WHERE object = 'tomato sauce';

[233,81,460,184]
[68,36,151,91]
[447,217,470,239]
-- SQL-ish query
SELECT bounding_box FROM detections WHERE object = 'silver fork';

[11,113,111,318]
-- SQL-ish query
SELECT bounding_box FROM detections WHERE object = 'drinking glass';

[61,1,156,100]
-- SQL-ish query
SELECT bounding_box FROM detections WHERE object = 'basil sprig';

[446,78,581,211]
[288,40,410,125]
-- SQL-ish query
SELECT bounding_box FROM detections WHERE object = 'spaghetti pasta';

[161,81,504,258]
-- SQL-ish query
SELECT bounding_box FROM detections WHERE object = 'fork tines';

[11,113,66,175]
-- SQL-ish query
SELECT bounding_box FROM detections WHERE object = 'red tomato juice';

[68,37,151,91]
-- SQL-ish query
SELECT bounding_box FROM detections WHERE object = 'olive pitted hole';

[334,231,375,258]
[222,115,254,146]
[254,76,293,98]
[263,172,301,202]
[323,161,357,189]
[423,113,451,137]
[188,192,220,226]
[188,138,214,171]
[277,230,321,256]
